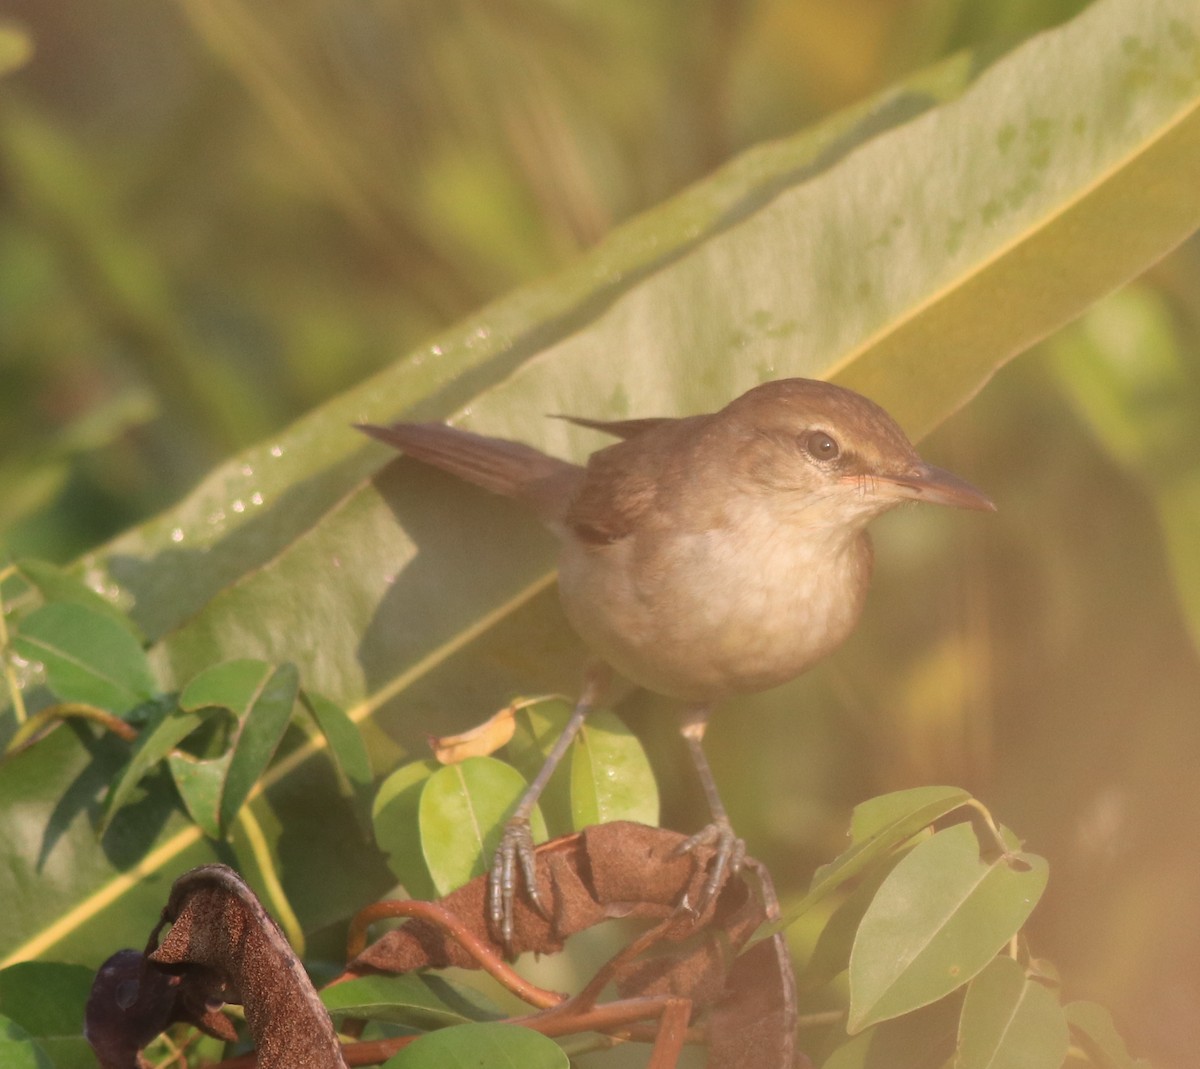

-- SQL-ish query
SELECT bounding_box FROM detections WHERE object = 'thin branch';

[4,701,137,755]
[342,899,565,1010]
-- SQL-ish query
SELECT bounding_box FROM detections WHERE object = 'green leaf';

[849,786,975,845]
[502,694,660,844]
[569,709,659,829]
[0,1016,53,1069]
[9,0,1200,965]
[15,559,142,639]
[10,602,155,714]
[848,822,1048,1033]
[0,963,95,1069]
[822,995,962,1069]
[757,786,970,940]
[99,697,210,833]
[176,660,300,835]
[797,843,913,995]
[300,688,372,802]
[0,961,92,1040]
[177,657,272,711]
[322,973,501,1028]
[373,759,440,900]
[956,956,1069,1069]
[1065,1001,1148,1069]
[167,749,233,839]
[418,757,547,897]
[381,1022,568,1069]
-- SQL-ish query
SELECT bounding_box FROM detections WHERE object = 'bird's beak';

[866,463,996,512]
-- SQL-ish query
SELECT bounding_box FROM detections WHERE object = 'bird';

[357,377,994,948]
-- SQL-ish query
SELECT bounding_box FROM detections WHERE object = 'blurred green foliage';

[2,2,1199,1067]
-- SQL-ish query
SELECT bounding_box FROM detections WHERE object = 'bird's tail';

[356,421,578,520]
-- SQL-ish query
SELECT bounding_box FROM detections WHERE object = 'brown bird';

[358,377,994,948]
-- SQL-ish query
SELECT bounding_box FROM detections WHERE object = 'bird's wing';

[564,450,657,544]
[552,415,673,440]
[356,421,581,524]
[562,417,699,544]
[545,415,675,543]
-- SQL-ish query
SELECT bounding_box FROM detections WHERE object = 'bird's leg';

[490,662,611,954]
[674,704,746,912]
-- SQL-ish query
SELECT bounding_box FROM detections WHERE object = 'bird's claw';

[488,817,546,956]
[673,820,745,914]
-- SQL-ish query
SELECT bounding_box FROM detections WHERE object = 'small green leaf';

[956,956,1068,1069]
[419,757,547,897]
[381,1022,568,1069]
[167,750,233,839]
[178,658,273,712]
[1065,1001,1146,1069]
[848,821,1048,1033]
[569,710,659,829]
[757,786,970,940]
[100,698,210,833]
[301,688,372,800]
[322,974,500,1028]
[177,659,300,835]
[10,602,155,714]
[15,559,142,639]
[221,663,300,832]
[373,759,439,900]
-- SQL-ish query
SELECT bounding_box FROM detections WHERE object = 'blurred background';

[2,1,1199,1066]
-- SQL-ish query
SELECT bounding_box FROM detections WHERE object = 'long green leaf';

[10,603,155,714]
[15,559,142,639]
[4,0,1199,965]
[956,956,1069,1069]
[321,974,501,1029]
[755,785,970,942]
[848,823,1048,1033]
[300,688,372,803]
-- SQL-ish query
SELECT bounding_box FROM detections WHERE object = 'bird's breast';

[555,506,873,703]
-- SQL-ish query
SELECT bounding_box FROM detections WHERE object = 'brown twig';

[342,898,565,1010]
[564,912,685,1014]
[5,700,139,754]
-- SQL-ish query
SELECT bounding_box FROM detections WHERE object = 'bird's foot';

[673,819,746,915]
[488,816,547,956]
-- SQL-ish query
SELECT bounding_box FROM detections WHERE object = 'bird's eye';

[804,430,840,461]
